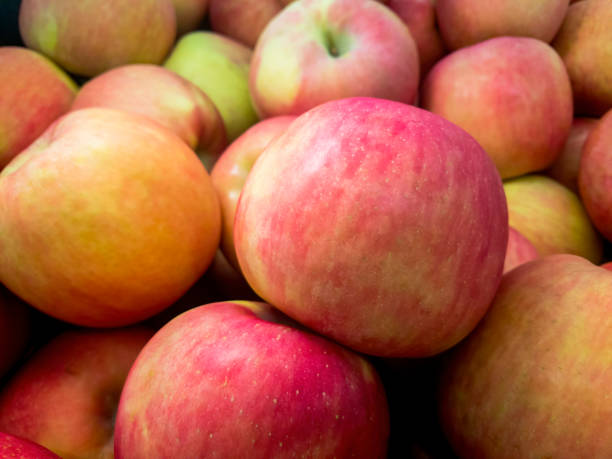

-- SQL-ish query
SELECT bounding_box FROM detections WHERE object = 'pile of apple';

[0,0,611,457]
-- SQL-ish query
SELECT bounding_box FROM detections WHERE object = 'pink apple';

[0,327,154,458]
[234,97,508,358]
[435,0,569,50]
[439,254,612,457]
[545,117,599,192]
[384,0,446,76]
[504,227,539,274]
[71,64,227,169]
[0,432,60,458]
[249,0,420,118]
[553,0,612,116]
[208,0,294,48]
[19,0,176,77]
[421,36,573,179]
[0,108,221,327]
[210,116,295,269]
[0,285,31,379]
[164,31,259,142]
[172,0,209,36]
[578,108,612,242]
[114,301,389,458]
[0,46,76,170]
[504,174,602,263]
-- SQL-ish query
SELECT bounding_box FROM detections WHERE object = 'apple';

[0,285,31,379]
[114,301,390,458]
[504,226,539,274]
[438,254,612,457]
[545,117,599,193]
[435,0,569,50]
[0,46,76,170]
[234,97,508,358]
[0,108,221,327]
[19,0,177,77]
[249,0,420,119]
[71,64,227,170]
[0,327,154,459]
[601,262,612,271]
[578,108,612,242]
[504,174,602,263]
[421,36,573,180]
[553,0,612,116]
[210,116,296,270]
[172,0,209,36]
[208,0,294,48]
[164,31,259,142]
[0,432,60,458]
[384,0,446,76]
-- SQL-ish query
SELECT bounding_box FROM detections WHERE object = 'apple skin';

[384,0,446,76]
[19,0,176,77]
[601,262,612,271]
[0,327,154,459]
[504,174,602,263]
[249,0,420,119]
[208,0,294,48]
[504,227,539,274]
[553,0,612,116]
[172,0,209,36]
[210,116,296,270]
[578,108,612,242]
[0,432,60,458]
[0,108,221,327]
[421,36,573,180]
[234,97,508,358]
[0,285,31,379]
[164,31,259,142]
[435,0,569,51]
[71,64,227,169]
[114,301,389,458]
[438,254,612,458]
[0,46,77,170]
[545,117,599,193]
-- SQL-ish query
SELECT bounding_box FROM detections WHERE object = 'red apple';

[71,64,227,169]
[578,108,612,241]
[249,0,420,118]
[234,97,508,358]
[208,0,294,48]
[0,327,154,459]
[421,36,573,179]
[504,227,539,274]
[435,0,569,50]
[114,301,390,458]
[384,0,446,76]
[504,174,602,263]
[0,285,31,379]
[0,46,76,170]
[210,116,295,269]
[0,432,60,458]
[553,0,612,116]
[19,0,176,77]
[545,117,599,192]
[601,261,612,271]
[0,108,221,327]
[439,254,612,457]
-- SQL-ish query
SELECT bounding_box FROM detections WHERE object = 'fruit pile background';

[0,0,611,457]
